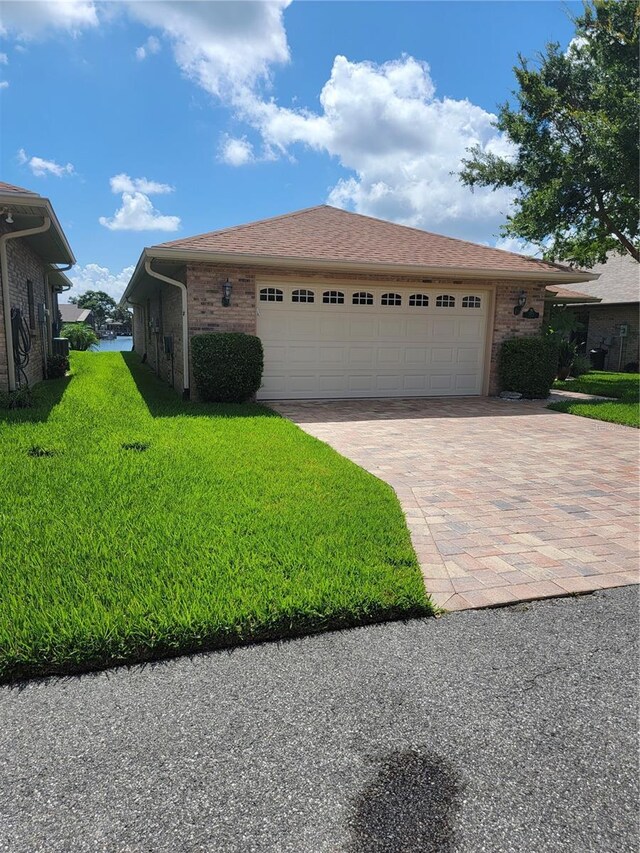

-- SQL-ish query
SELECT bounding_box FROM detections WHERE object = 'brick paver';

[271,398,639,611]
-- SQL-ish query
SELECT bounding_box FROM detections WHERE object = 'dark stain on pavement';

[346,750,463,852]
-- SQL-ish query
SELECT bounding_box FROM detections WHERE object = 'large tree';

[70,290,117,327]
[459,0,639,266]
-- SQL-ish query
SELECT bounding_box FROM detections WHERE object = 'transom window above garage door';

[436,294,455,307]
[352,291,374,305]
[462,295,482,308]
[381,293,402,306]
[260,287,283,302]
[292,289,315,303]
[323,290,345,304]
[409,293,429,307]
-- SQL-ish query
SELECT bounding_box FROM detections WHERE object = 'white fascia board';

[144,246,600,284]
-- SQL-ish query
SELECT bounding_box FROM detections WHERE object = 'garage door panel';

[432,347,454,364]
[349,346,375,366]
[431,319,457,339]
[257,285,488,399]
[405,347,428,366]
[378,318,405,338]
[289,345,317,364]
[319,346,345,365]
[455,373,480,392]
[376,374,403,392]
[403,374,427,391]
[429,374,454,391]
[377,347,403,366]
[318,374,346,393]
[349,318,377,339]
[457,347,480,365]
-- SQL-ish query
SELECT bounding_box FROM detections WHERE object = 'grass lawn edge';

[2,601,434,685]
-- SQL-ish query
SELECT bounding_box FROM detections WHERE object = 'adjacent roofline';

[0,189,76,265]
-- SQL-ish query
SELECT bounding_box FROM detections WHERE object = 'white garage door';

[256,283,489,400]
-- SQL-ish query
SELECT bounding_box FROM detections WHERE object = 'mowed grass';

[549,370,640,428]
[0,352,431,681]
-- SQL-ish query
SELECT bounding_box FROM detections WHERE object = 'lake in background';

[95,336,133,352]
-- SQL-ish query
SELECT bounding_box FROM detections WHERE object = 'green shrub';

[499,336,559,398]
[557,339,577,380]
[46,354,69,379]
[60,323,99,351]
[192,333,264,402]
[571,354,591,377]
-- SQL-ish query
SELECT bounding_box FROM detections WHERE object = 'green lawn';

[0,353,432,682]
[549,370,640,428]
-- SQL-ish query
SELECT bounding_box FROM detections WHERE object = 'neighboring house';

[122,205,596,401]
[59,304,95,327]
[549,253,639,371]
[0,181,76,394]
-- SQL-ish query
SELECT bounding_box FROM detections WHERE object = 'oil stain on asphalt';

[347,750,463,852]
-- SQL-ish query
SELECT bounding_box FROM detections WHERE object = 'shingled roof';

[153,205,593,280]
[551,253,639,305]
[0,181,38,195]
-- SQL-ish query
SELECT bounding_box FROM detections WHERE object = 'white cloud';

[0,81,8,90]
[18,148,74,177]
[109,173,173,195]
[100,172,179,232]
[126,0,290,98]
[0,53,8,65]
[66,263,135,303]
[219,135,255,167]
[0,1,98,39]
[99,178,180,232]
[135,34,160,61]
[236,55,516,243]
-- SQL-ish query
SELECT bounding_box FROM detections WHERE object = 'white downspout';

[1,216,52,392]
[142,259,190,398]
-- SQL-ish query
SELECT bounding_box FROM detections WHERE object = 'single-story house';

[549,253,639,371]
[122,205,597,401]
[59,304,95,328]
[0,181,76,393]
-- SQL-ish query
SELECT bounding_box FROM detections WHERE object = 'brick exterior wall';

[0,223,54,393]
[489,281,547,394]
[131,279,186,395]
[579,304,639,370]
[134,261,548,399]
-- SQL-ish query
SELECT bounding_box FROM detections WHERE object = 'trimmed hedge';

[192,333,264,402]
[499,336,559,398]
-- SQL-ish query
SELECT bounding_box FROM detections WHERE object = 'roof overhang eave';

[137,246,600,284]
[544,293,602,304]
[0,191,76,265]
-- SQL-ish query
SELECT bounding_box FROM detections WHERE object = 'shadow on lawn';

[120,351,279,419]
[0,375,72,424]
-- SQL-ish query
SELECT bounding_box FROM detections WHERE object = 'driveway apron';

[270,398,639,610]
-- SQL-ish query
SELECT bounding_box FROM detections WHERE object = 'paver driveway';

[271,398,639,610]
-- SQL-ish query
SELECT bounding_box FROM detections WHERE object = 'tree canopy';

[459,0,639,267]
[70,290,117,327]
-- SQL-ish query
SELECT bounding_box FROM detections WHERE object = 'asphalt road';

[1,586,638,853]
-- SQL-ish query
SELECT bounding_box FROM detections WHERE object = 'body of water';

[95,336,133,352]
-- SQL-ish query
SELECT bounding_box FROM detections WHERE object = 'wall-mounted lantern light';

[513,290,527,315]
[222,279,232,307]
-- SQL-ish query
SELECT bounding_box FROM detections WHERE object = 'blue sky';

[0,1,580,300]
